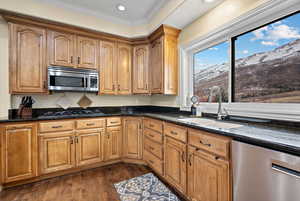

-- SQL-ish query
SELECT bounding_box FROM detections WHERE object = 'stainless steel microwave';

[48,66,99,92]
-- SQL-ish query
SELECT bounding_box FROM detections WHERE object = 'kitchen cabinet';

[149,25,180,95]
[123,117,143,159]
[133,45,150,94]
[48,31,75,67]
[76,129,103,166]
[99,42,132,95]
[99,40,117,94]
[117,43,132,94]
[48,31,98,69]
[9,23,47,94]
[1,123,38,183]
[103,126,122,161]
[39,131,75,174]
[164,136,187,194]
[76,36,98,69]
[187,146,231,201]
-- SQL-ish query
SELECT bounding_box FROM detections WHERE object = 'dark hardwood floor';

[0,163,152,201]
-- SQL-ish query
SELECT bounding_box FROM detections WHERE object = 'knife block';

[18,106,32,118]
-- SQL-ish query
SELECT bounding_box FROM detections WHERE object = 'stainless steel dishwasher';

[232,141,300,201]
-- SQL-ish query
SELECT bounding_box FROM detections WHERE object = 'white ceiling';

[40,0,168,25]
[38,0,224,29]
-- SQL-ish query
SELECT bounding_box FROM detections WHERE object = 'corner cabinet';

[123,117,143,159]
[9,23,47,94]
[150,25,181,95]
[133,45,150,94]
[1,123,38,183]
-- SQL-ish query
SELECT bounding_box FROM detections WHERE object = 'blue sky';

[194,12,300,73]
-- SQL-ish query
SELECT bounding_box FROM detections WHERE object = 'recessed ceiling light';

[117,4,126,11]
[204,0,215,3]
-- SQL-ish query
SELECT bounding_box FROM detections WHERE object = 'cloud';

[209,47,218,51]
[242,50,249,54]
[261,41,278,46]
[251,23,300,43]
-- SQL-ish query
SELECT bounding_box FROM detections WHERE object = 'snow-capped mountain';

[195,39,300,82]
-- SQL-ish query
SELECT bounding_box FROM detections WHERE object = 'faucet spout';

[208,86,228,120]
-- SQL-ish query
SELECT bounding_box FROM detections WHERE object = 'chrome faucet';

[208,86,229,120]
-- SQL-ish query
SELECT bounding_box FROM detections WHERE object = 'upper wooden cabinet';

[117,43,132,94]
[9,23,47,94]
[47,30,98,69]
[48,31,75,67]
[1,123,38,183]
[150,25,181,95]
[133,45,150,94]
[99,40,117,94]
[99,42,132,95]
[76,36,98,69]
[123,117,143,159]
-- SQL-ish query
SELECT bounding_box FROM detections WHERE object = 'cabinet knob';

[71,56,73,64]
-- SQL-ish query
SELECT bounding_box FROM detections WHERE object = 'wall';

[179,0,268,46]
[0,17,10,117]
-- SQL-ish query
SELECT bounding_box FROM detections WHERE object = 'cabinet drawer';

[107,117,121,127]
[188,129,230,159]
[143,118,163,133]
[144,150,163,175]
[164,123,187,143]
[144,128,163,144]
[39,121,74,133]
[144,137,163,159]
[76,118,105,129]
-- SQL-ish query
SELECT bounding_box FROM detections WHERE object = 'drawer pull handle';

[70,136,74,144]
[188,154,192,166]
[110,121,119,124]
[149,160,154,164]
[86,123,95,126]
[182,152,186,162]
[149,134,155,138]
[149,146,155,151]
[215,156,220,160]
[52,125,63,129]
[149,124,154,127]
[200,140,211,147]
[170,131,177,135]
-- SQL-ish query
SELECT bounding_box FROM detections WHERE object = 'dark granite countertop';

[0,110,299,156]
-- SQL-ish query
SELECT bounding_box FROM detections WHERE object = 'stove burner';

[39,109,104,118]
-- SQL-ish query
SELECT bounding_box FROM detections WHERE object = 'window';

[193,42,229,102]
[234,12,300,103]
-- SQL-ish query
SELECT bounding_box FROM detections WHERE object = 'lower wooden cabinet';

[123,117,143,159]
[39,131,75,174]
[1,124,38,183]
[76,129,103,166]
[164,136,187,194]
[187,146,231,201]
[103,126,122,161]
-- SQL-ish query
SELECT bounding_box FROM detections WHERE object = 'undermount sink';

[178,118,243,129]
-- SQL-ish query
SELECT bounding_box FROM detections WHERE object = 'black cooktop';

[38,109,105,119]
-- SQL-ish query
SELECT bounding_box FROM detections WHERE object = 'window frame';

[179,0,300,122]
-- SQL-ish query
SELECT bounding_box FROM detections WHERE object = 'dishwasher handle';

[271,160,300,179]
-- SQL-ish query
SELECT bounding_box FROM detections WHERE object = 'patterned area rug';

[114,173,182,201]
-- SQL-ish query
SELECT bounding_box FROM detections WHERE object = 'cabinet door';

[164,137,186,193]
[117,43,132,95]
[164,36,178,95]
[150,37,164,94]
[133,45,149,94]
[103,126,122,161]
[40,132,75,174]
[77,36,98,69]
[1,124,37,183]
[123,118,142,159]
[9,23,47,94]
[48,30,75,67]
[188,146,231,201]
[76,129,103,166]
[99,40,117,94]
